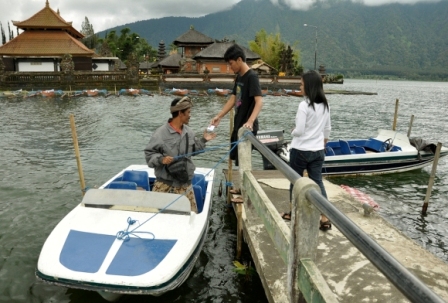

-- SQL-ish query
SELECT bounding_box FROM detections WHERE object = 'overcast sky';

[0,0,442,33]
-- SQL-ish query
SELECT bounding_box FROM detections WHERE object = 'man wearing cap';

[144,97,217,213]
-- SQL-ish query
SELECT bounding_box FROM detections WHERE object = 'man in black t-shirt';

[210,44,263,165]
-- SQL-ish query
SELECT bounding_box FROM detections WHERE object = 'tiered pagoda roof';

[0,0,94,57]
[12,0,83,38]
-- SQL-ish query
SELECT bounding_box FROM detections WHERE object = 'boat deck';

[225,169,448,303]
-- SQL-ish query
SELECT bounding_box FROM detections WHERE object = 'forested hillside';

[100,0,448,80]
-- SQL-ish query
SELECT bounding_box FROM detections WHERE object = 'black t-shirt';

[230,69,262,161]
[232,69,262,133]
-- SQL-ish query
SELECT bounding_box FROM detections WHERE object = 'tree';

[100,28,157,63]
[249,29,302,75]
[249,29,284,69]
[7,22,13,41]
[80,17,98,49]
[0,22,6,45]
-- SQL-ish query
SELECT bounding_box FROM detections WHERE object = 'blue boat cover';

[60,230,116,273]
[60,230,177,276]
[106,237,176,276]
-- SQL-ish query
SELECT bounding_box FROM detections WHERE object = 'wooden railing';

[0,71,158,91]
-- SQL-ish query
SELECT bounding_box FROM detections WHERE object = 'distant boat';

[36,165,215,302]
[207,88,231,97]
[283,89,303,97]
[41,89,64,97]
[119,88,154,96]
[171,88,189,96]
[84,89,108,97]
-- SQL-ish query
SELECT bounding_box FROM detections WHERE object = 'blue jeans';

[289,148,327,202]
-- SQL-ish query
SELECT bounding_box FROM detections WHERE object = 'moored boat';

[119,88,153,96]
[257,129,448,176]
[207,88,231,97]
[283,89,303,97]
[84,89,108,97]
[36,165,214,301]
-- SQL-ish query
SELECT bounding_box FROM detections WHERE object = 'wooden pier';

[223,128,448,303]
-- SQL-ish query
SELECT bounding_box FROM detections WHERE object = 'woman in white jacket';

[283,70,332,230]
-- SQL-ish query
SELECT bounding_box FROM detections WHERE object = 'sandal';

[229,188,241,194]
[319,220,332,231]
[280,211,291,221]
[231,195,244,203]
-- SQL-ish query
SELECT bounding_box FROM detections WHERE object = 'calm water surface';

[0,79,447,302]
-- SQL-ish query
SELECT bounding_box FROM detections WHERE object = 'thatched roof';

[139,61,158,69]
[173,28,214,46]
[251,60,277,73]
[158,53,181,67]
[194,42,260,60]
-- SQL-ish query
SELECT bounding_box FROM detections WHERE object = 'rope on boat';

[115,131,251,241]
[116,217,155,241]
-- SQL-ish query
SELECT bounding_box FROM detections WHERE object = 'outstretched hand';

[203,130,217,142]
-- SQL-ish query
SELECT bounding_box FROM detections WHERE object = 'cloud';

[0,0,241,32]
[269,0,442,10]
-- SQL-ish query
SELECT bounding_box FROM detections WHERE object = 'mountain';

[100,0,448,80]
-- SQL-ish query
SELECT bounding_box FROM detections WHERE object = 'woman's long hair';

[301,70,329,111]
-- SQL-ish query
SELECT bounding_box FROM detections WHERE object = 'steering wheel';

[383,138,393,151]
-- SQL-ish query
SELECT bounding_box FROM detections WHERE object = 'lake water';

[0,79,447,302]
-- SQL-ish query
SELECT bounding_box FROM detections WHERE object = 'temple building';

[194,41,260,74]
[0,0,115,72]
[161,27,260,74]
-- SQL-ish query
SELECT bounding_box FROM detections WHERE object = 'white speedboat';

[257,129,448,176]
[36,165,214,301]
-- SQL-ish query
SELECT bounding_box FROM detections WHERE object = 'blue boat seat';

[192,174,206,197]
[107,181,138,190]
[122,170,150,191]
[339,140,354,155]
[193,185,204,213]
[325,146,336,156]
[354,146,366,154]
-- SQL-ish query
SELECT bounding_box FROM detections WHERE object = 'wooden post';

[407,115,414,138]
[236,203,243,260]
[236,127,252,260]
[227,108,235,205]
[392,99,399,131]
[422,142,443,215]
[70,114,86,196]
[287,178,321,302]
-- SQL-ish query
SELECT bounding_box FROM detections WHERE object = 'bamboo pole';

[407,115,414,138]
[70,114,86,196]
[422,142,443,215]
[392,99,399,131]
[227,108,235,205]
[236,203,243,260]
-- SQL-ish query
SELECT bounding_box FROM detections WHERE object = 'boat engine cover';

[255,130,285,170]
